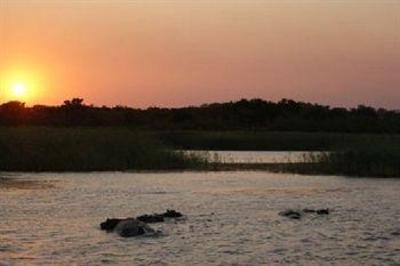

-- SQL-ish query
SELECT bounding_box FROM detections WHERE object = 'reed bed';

[0,127,206,171]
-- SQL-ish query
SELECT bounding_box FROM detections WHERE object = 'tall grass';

[1,127,399,176]
[154,131,400,151]
[294,142,400,177]
[319,151,400,178]
[156,131,400,177]
[0,127,207,171]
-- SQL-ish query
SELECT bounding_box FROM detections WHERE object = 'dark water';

[1,171,400,265]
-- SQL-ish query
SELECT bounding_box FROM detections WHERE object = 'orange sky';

[1,0,399,108]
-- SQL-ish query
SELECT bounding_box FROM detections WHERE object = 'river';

[1,169,400,265]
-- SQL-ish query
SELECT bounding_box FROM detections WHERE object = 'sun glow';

[5,80,32,101]
[1,67,45,103]
[11,83,28,98]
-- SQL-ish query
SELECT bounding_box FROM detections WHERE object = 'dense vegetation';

[0,127,399,176]
[154,131,400,151]
[0,127,206,171]
[1,98,400,132]
[206,146,400,178]
[300,144,400,177]
[1,98,400,176]
[157,131,400,177]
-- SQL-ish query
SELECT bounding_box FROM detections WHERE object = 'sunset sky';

[0,0,399,108]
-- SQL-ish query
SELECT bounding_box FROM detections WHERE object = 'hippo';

[302,208,317,213]
[100,218,156,237]
[136,209,184,223]
[280,208,330,220]
[279,210,302,220]
[136,214,165,223]
[114,218,156,237]
[100,218,126,232]
[100,209,184,237]
[316,209,330,215]
[162,209,183,218]
[303,208,330,215]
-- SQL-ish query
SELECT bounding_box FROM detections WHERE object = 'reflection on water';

[1,171,400,265]
[0,176,55,190]
[184,150,322,163]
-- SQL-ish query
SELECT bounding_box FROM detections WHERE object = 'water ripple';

[1,171,400,265]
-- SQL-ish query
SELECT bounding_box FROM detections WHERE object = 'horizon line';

[1,97,399,112]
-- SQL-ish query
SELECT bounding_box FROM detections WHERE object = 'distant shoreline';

[0,127,399,177]
[2,98,400,133]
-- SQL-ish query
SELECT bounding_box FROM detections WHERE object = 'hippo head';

[100,218,124,232]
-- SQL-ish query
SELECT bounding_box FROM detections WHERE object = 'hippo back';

[114,218,155,237]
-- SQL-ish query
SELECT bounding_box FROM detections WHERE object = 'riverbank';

[0,127,399,177]
[0,127,206,171]
[154,130,400,151]
[158,131,400,177]
[205,153,400,178]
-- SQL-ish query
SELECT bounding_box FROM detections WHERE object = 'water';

[1,171,400,265]
[183,150,321,163]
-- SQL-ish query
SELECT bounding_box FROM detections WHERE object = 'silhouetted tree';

[1,97,400,132]
[63,98,84,107]
[0,101,26,125]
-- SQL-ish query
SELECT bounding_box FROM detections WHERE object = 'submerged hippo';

[100,218,156,237]
[114,218,156,237]
[302,208,317,213]
[100,218,125,232]
[302,208,330,215]
[100,209,184,237]
[162,209,183,218]
[136,209,184,223]
[316,209,330,215]
[280,208,330,220]
[136,214,164,223]
[279,210,302,220]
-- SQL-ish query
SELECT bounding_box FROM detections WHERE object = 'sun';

[11,83,28,98]
[1,67,45,103]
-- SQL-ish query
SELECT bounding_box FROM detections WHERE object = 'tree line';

[1,98,399,133]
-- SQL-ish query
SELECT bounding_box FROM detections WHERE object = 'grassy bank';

[0,127,207,171]
[297,146,400,177]
[156,131,400,177]
[154,131,400,151]
[207,153,400,177]
[1,127,400,176]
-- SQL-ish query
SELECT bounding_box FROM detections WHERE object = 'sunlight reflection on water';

[1,171,400,265]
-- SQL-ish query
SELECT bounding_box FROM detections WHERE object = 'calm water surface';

[1,171,400,266]
[184,150,321,163]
